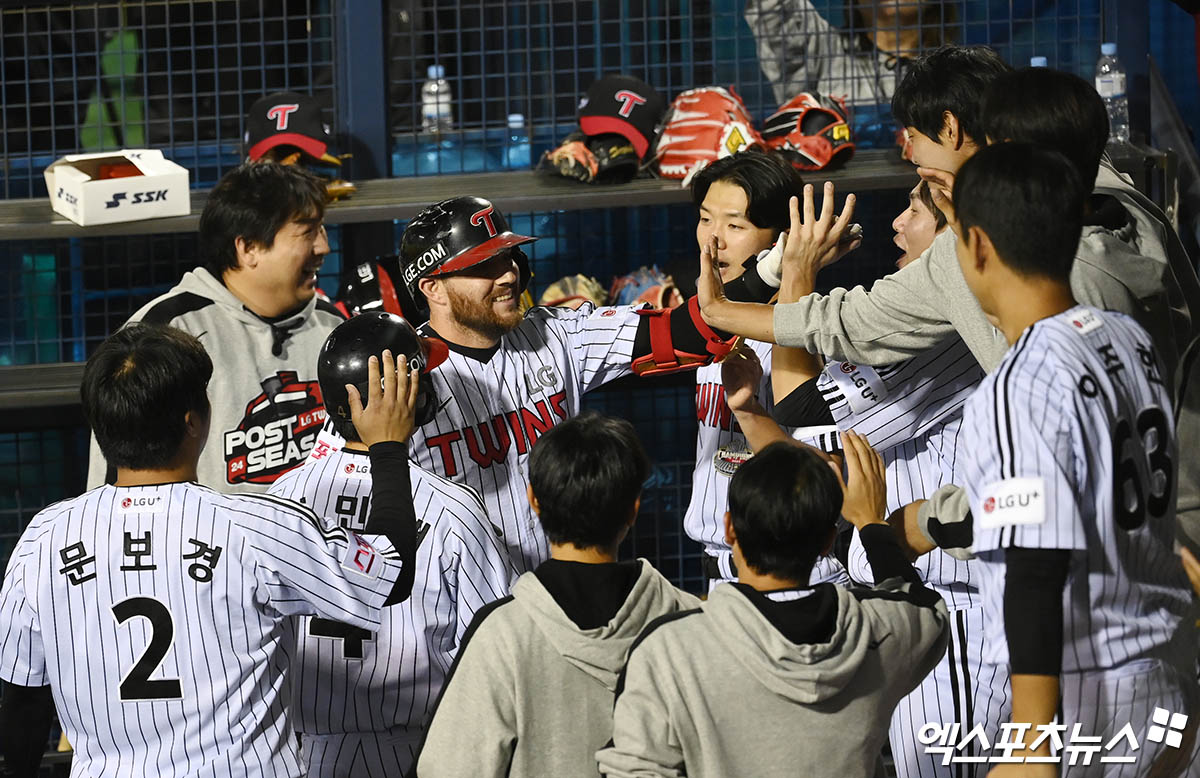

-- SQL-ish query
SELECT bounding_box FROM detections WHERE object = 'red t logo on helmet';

[470,205,498,237]
[615,90,647,117]
[267,104,300,131]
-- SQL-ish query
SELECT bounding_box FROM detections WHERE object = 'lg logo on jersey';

[978,477,1046,529]
[343,462,370,478]
[104,190,169,209]
[118,495,164,512]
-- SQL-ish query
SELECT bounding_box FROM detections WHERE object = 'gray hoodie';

[597,579,948,778]
[86,267,343,492]
[415,559,699,778]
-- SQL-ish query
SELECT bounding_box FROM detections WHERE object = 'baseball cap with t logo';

[246,91,341,166]
[577,75,666,160]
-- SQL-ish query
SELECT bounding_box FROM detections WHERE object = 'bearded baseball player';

[0,323,419,777]
[268,312,513,776]
[309,194,782,574]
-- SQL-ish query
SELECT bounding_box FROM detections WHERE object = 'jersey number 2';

[1113,406,1173,531]
[112,597,183,701]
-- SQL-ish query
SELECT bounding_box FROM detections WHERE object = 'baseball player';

[0,323,419,777]
[684,150,852,590]
[309,195,783,574]
[955,144,1198,775]
[268,312,513,776]
[85,162,343,493]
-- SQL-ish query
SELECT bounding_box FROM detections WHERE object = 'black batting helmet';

[399,196,535,312]
[318,312,449,440]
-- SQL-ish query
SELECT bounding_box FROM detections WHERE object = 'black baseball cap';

[578,75,665,159]
[246,91,336,164]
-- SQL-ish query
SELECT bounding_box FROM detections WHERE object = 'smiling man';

[86,162,344,492]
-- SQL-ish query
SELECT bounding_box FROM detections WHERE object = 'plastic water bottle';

[1029,56,1048,67]
[421,64,453,134]
[504,113,531,170]
[1095,43,1130,144]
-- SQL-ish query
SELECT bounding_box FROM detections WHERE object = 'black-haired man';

[597,434,948,778]
[1,323,418,777]
[416,411,698,777]
[952,143,1198,774]
[86,162,343,492]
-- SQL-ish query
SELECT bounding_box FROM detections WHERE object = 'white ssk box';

[44,149,190,226]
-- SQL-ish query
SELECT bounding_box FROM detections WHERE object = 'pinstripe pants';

[300,729,423,778]
[889,605,1012,778]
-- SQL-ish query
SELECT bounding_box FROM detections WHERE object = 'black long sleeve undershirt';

[1005,547,1070,676]
[0,682,54,778]
[859,524,942,608]
[365,441,419,606]
[771,375,835,427]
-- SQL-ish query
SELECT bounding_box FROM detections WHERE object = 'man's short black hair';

[892,45,1012,145]
[528,411,650,549]
[82,324,213,470]
[915,181,948,232]
[955,143,1086,284]
[690,149,805,232]
[199,162,327,277]
[980,67,1109,188]
[727,442,843,581]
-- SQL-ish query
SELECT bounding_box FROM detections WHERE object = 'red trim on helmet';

[421,336,450,372]
[427,232,537,277]
[579,115,650,158]
[248,132,328,161]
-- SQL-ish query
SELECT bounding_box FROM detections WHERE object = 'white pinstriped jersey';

[308,303,641,575]
[0,482,401,778]
[818,335,983,452]
[685,338,849,587]
[845,419,980,611]
[965,306,1193,673]
[268,446,513,736]
[684,339,778,555]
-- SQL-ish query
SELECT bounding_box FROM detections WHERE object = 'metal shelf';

[0,151,917,240]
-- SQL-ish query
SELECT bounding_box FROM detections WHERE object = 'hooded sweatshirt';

[85,267,343,492]
[414,558,699,778]
[597,528,949,778]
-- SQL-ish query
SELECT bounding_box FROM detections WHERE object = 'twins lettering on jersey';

[424,390,568,476]
[223,371,326,484]
[696,382,734,431]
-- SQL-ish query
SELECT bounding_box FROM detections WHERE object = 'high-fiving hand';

[347,349,421,446]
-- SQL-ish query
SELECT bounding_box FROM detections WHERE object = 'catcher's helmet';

[399,196,535,312]
[318,312,449,439]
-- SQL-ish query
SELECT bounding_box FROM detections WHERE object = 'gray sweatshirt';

[415,560,699,778]
[596,572,948,778]
[85,267,343,492]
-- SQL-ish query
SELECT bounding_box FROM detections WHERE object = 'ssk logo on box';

[978,476,1046,529]
[105,190,170,209]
